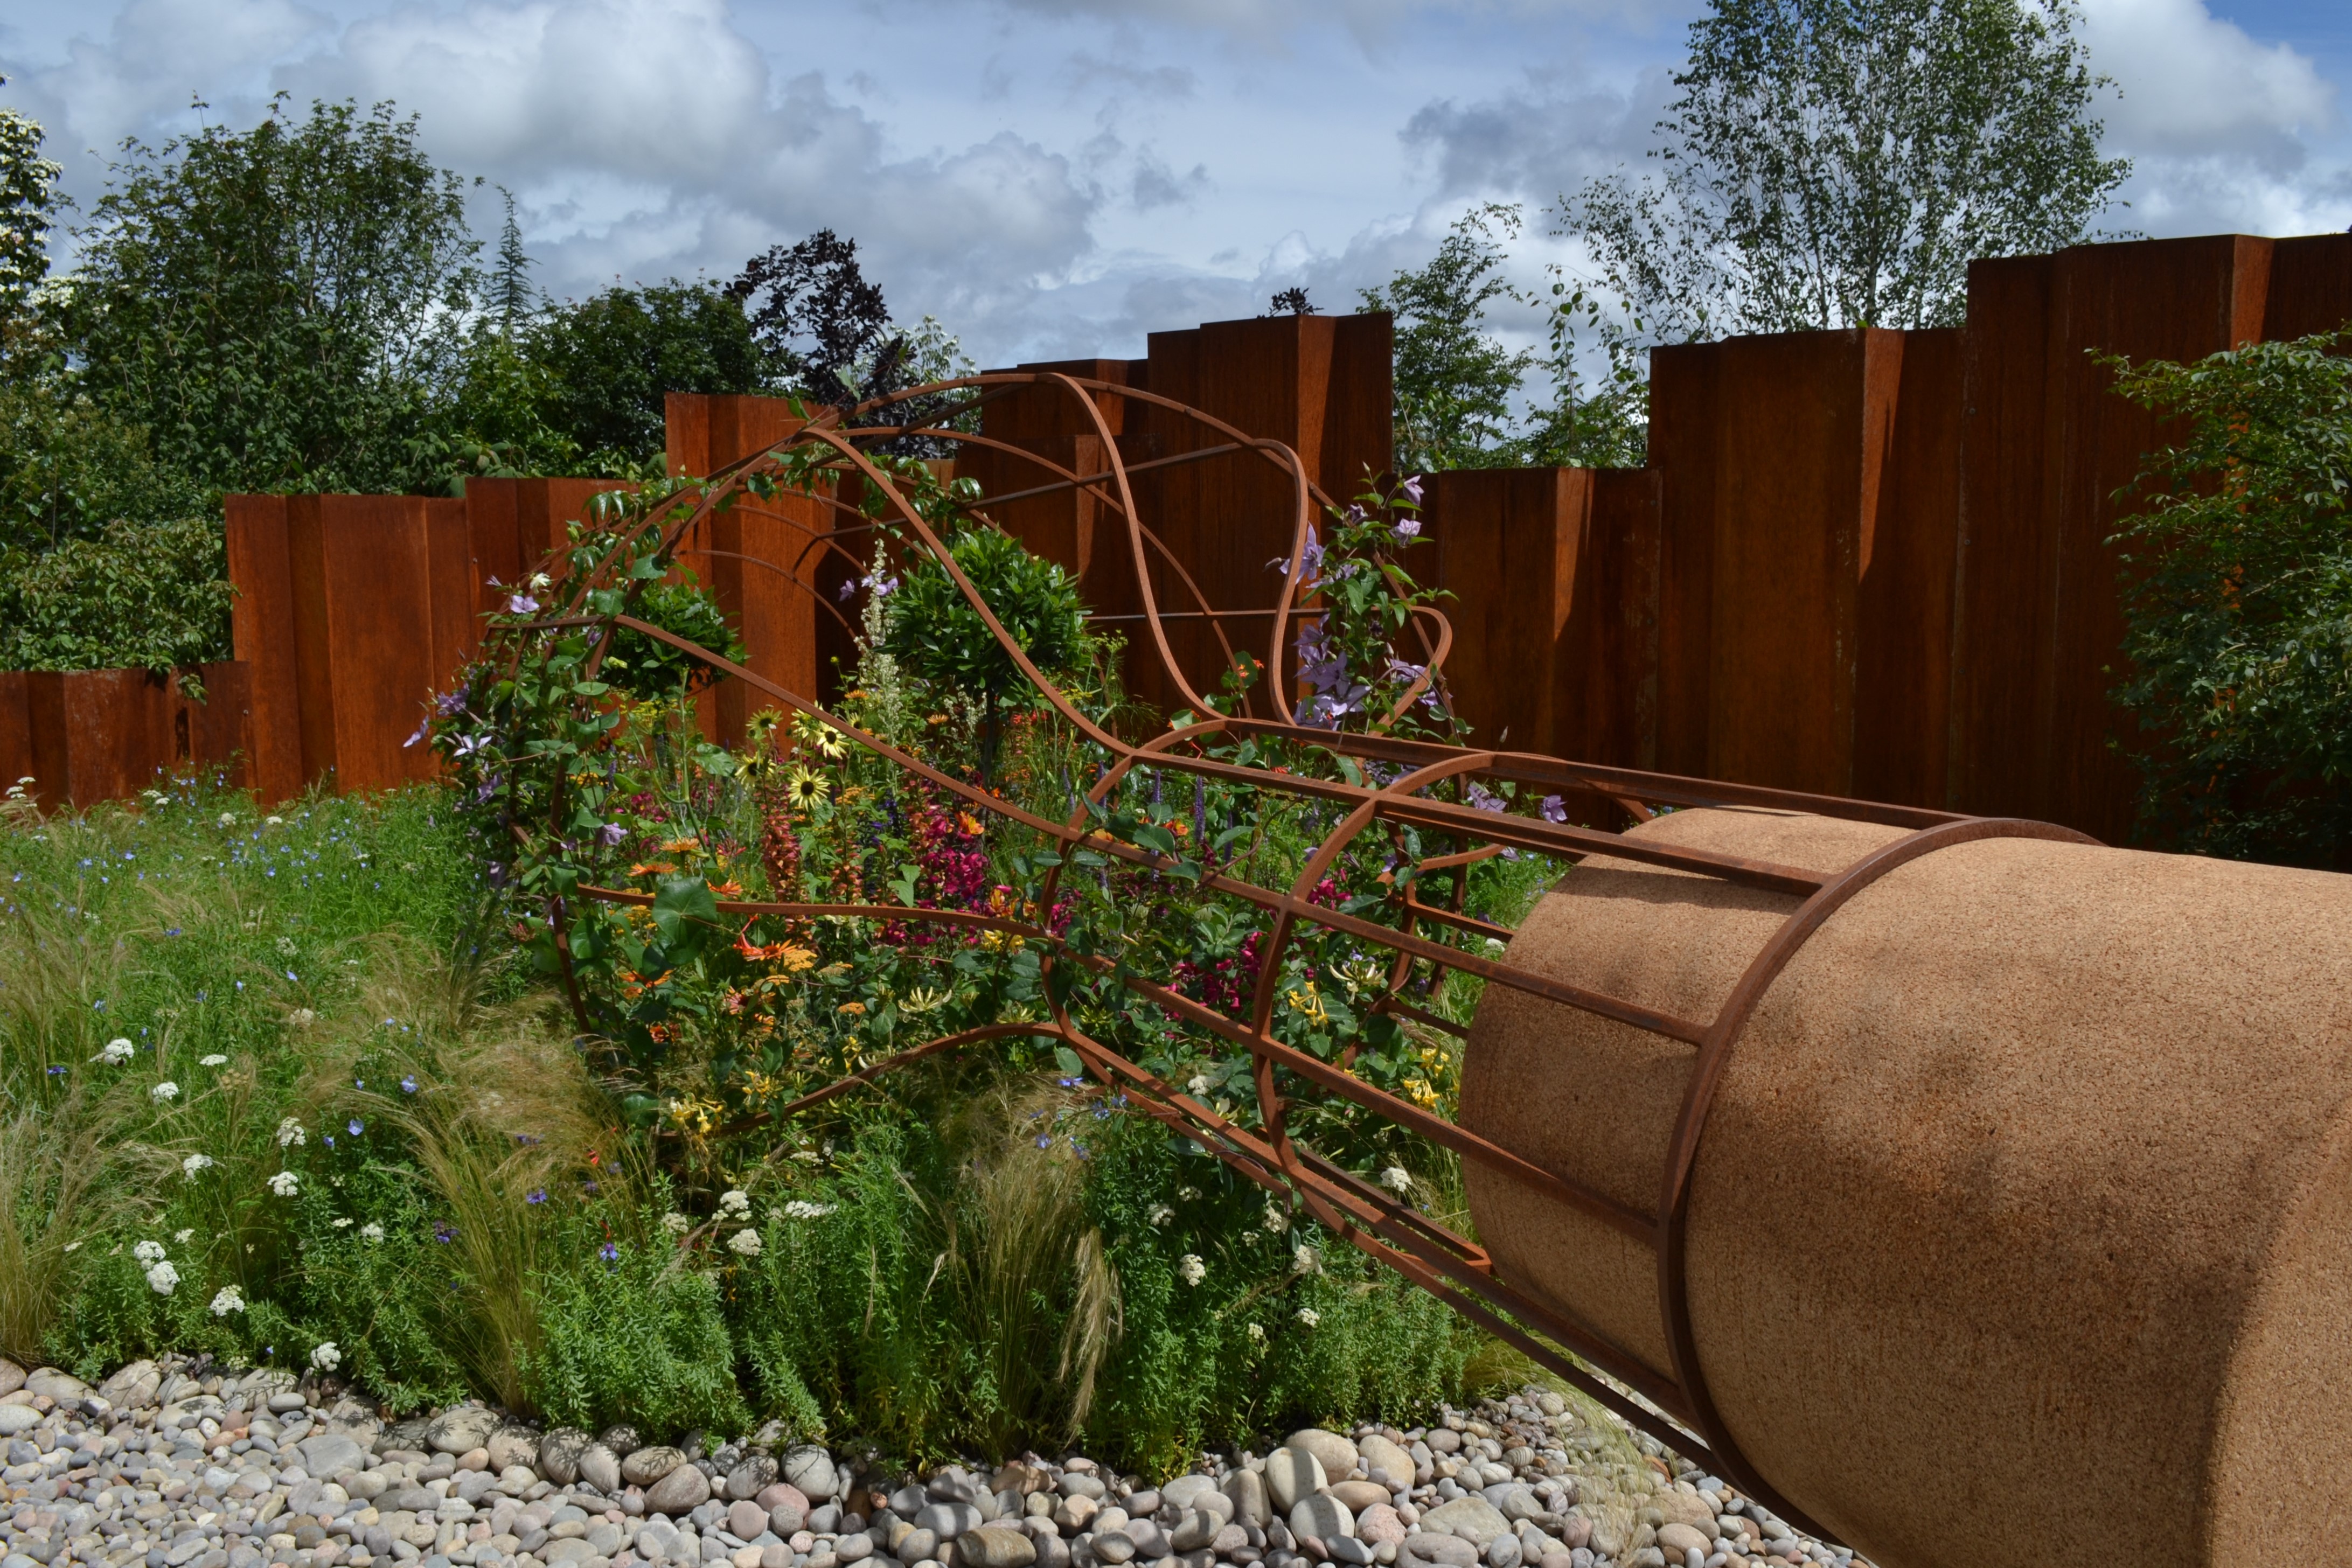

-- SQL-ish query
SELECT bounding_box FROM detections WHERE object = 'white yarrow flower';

[331,1217,353,1228]
[218,812,237,827]
[1247,1321,1267,1343]
[174,1228,195,1244]
[145,1260,180,1296]
[727,1228,763,1257]
[1186,1075,1212,1096]
[310,1342,341,1371]
[1295,1307,1319,1328]
[1147,1204,1174,1227]
[199,1054,228,1068]
[780,1200,834,1220]
[182,1153,215,1177]
[1379,1166,1412,1195]
[268,1170,300,1197]
[1293,1243,1321,1275]
[151,1081,179,1103]
[1178,1253,1206,1286]
[210,1286,245,1316]
[95,1038,135,1065]
[1262,1201,1290,1233]
[133,1239,168,1264]
[719,1189,751,1216]
[288,1008,317,1027]
[359,1222,385,1243]
[662,1212,691,1234]
[276,1116,307,1147]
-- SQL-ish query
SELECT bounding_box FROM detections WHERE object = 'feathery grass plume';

[299,936,616,1412]
[0,1086,169,1364]
[940,1077,1123,1453]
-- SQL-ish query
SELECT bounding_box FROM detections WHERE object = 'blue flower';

[526,1190,547,1205]
[400,1076,418,1095]
[1035,1135,1053,1148]
[46,1065,65,1076]
[434,1221,457,1243]
[599,1242,619,1264]
[347,1118,365,1137]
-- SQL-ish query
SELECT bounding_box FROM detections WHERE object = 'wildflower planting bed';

[0,465,1855,1568]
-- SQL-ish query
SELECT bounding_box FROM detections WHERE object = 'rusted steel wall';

[1646,328,1963,804]
[186,232,2352,826]
[972,317,1392,718]
[225,481,614,801]
[1944,235,2352,841]
[0,664,252,812]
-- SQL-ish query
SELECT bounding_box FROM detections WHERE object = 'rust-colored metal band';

[1652,817,2099,1537]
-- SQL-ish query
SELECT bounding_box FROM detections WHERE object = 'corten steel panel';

[1949,254,2057,820]
[1132,327,1203,716]
[2037,236,2271,843]
[225,494,304,804]
[1423,467,1584,755]
[185,663,255,791]
[2261,233,2352,341]
[284,495,340,790]
[29,669,174,810]
[0,672,31,800]
[1326,312,1396,498]
[465,477,525,618]
[1648,343,1720,778]
[980,358,1135,442]
[288,494,442,796]
[736,480,832,723]
[666,397,809,743]
[1854,329,1964,809]
[423,498,477,702]
[1572,469,1663,775]
[1702,330,1877,798]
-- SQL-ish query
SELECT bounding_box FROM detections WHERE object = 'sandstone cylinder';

[1458,806,2352,1568]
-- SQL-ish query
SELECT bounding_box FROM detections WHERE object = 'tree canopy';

[1560,0,2129,336]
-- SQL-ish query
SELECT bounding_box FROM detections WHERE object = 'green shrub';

[0,514,234,672]
[2107,327,2352,865]
[523,1232,749,1437]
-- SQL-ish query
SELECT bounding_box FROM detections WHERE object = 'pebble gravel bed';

[0,1356,1864,1568]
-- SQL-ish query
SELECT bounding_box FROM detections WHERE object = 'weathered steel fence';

[6,230,2349,831]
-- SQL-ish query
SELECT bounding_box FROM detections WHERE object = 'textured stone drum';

[1459,806,2352,1568]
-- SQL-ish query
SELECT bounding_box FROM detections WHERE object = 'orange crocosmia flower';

[957,811,984,836]
[660,838,701,854]
[628,862,676,877]
[708,879,743,898]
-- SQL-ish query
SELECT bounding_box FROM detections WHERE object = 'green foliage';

[883,522,1091,720]
[0,90,63,327]
[0,514,234,671]
[1559,0,2128,336]
[525,283,767,472]
[0,381,206,554]
[2105,328,2352,865]
[524,1233,750,1435]
[61,96,478,497]
[1360,206,1534,475]
[608,576,748,701]
[728,1096,1473,1472]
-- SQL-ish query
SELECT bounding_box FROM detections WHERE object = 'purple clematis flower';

[402,720,430,750]
[1400,474,1425,505]
[598,822,627,847]
[1394,515,1421,539]
[506,594,540,616]
[1540,794,1568,824]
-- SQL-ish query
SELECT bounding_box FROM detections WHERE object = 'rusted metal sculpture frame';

[504,373,2091,1544]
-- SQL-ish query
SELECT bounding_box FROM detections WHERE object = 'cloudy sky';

[4,0,2346,367]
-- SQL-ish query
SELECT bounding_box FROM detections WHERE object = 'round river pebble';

[0,1354,1867,1568]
